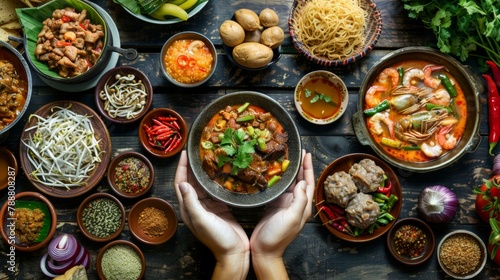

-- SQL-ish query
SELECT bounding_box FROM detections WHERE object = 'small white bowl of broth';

[294,70,349,125]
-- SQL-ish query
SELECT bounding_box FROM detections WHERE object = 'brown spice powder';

[439,233,481,275]
[138,207,168,237]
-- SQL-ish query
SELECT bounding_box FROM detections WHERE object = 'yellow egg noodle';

[293,0,366,60]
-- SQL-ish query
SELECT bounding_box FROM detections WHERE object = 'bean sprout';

[99,74,147,119]
[22,105,103,190]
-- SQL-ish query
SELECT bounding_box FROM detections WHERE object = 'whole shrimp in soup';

[421,140,443,158]
[430,89,451,106]
[437,125,457,150]
[403,68,424,87]
[423,65,444,89]
[378,67,399,87]
[365,85,387,108]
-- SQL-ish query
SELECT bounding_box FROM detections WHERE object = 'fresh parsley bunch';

[217,128,257,175]
[402,0,500,66]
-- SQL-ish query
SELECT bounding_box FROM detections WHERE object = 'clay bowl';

[107,151,154,199]
[128,197,178,245]
[187,91,302,208]
[160,31,217,87]
[138,108,188,158]
[386,217,435,266]
[294,70,349,125]
[76,192,125,242]
[19,101,112,198]
[96,240,145,280]
[437,230,487,279]
[0,147,18,191]
[315,153,402,242]
[95,66,153,124]
[0,191,57,252]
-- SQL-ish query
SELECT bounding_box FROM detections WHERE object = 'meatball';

[345,193,380,229]
[323,171,357,208]
[349,159,385,193]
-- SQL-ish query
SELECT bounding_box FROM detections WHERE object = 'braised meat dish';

[35,7,105,78]
[0,59,27,130]
[200,103,290,193]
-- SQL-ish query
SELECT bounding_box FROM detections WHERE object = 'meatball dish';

[349,158,385,193]
[345,193,380,230]
[35,7,105,78]
[323,171,357,208]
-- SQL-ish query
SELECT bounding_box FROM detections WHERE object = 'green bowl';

[16,0,110,84]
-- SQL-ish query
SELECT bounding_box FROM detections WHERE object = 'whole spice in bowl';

[77,193,125,242]
[437,230,487,279]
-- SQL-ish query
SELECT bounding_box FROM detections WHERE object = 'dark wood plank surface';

[1,0,498,279]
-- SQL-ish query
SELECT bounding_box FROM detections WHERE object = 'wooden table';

[1,0,498,279]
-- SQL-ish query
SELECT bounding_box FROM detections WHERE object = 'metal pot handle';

[463,65,485,95]
[352,111,371,146]
[107,45,138,61]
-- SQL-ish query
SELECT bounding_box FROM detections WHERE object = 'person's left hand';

[174,150,250,279]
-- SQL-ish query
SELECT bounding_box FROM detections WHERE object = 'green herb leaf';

[216,128,257,174]
[305,89,312,98]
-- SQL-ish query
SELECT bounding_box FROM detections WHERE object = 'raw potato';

[232,42,273,69]
[219,20,245,47]
[260,26,284,49]
[259,8,279,28]
[234,9,261,31]
[244,29,262,43]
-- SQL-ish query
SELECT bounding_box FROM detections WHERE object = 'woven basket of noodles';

[288,0,382,66]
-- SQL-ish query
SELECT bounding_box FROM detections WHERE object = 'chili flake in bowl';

[107,151,154,199]
[386,217,435,266]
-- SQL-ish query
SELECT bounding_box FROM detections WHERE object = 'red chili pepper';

[55,41,72,47]
[61,15,71,22]
[327,203,345,217]
[188,58,197,67]
[483,74,500,155]
[156,131,174,140]
[177,55,189,67]
[377,181,392,196]
[486,60,500,88]
[158,116,177,122]
[78,22,87,30]
[316,205,336,220]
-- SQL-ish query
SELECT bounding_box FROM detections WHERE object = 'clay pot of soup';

[352,47,481,173]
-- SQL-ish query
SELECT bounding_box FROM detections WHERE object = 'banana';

[150,3,188,21]
[178,0,198,10]
[166,0,188,5]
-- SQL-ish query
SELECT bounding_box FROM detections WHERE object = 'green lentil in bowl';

[77,193,125,242]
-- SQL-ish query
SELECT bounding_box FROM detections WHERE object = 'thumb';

[178,182,205,216]
[290,181,309,215]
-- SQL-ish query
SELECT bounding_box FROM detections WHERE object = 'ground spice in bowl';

[138,206,168,238]
[100,243,143,280]
[394,224,426,258]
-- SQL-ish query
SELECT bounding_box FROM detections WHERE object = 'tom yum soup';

[164,39,214,84]
[298,75,342,120]
[200,103,290,193]
[363,60,467,162]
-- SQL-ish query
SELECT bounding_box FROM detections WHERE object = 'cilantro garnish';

[217,128,256,175]
[304,89,338,106]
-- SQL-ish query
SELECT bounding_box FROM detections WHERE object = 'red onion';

[48,234,79,262]
[40,253,59,278]
[494,154,500,175]
[48,257,74,274]
[418,185,458,223]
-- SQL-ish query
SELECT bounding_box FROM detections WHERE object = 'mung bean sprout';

[22,105,103,189]
[99,74,148,119]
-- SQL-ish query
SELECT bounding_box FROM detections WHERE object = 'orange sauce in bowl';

[299,77,341,119]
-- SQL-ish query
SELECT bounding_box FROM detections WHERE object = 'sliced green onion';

[267,175,281,188]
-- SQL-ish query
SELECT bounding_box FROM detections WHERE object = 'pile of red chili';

[484,61,500,156]
[143,115,182,153]
[394,224,426,258]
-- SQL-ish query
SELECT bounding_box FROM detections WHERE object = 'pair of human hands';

[174,150,315,280]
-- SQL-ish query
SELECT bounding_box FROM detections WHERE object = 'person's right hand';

[174,150,250,280]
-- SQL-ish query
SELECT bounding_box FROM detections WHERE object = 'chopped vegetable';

[439,74,457,97]
[363,99,390,116]
[381,137,402,149]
